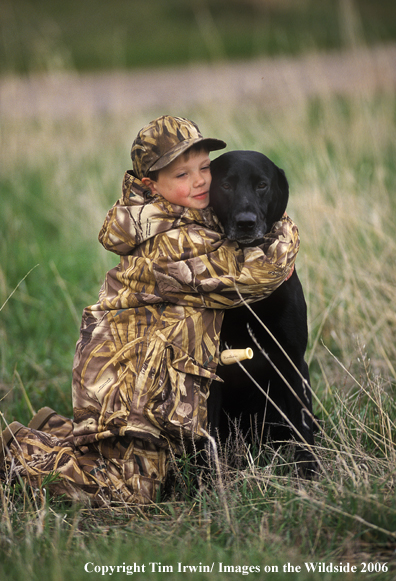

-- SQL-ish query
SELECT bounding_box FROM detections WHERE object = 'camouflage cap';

[131,115,226,179]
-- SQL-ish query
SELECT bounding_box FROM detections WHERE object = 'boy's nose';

[194,171,206,187]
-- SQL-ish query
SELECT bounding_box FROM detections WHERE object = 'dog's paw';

[295,450,319,480]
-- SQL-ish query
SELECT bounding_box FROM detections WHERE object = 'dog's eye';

[222,182,231,190]
[257,182,268,190]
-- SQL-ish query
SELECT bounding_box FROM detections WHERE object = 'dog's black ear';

[277,167,289,198]
[276,167,289,216]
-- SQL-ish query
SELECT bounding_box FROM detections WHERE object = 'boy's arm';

[98,215,299,312]
[150,215,299,309]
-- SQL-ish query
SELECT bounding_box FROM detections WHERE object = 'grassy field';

[1,91,396,578]
[1,0,396,74]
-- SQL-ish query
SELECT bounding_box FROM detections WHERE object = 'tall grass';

[1,92,396,578]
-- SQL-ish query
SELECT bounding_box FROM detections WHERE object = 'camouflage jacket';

[72,171,300,450]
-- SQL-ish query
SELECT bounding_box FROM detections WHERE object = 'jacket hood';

[98,170,223,256]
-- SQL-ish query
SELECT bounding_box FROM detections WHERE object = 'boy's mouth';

[193,191,209,199]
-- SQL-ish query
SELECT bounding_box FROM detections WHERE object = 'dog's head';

[209,150,289,245]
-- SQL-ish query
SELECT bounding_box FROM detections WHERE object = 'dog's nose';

[235,212,257,231]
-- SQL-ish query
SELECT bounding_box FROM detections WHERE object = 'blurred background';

[1,0,396,73]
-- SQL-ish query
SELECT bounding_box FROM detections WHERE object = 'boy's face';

[141,150,212,209]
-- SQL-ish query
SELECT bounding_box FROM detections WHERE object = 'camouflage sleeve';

[150,215,299,309]
[97,215,299,312]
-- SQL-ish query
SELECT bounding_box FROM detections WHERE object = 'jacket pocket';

[143,344,216,442]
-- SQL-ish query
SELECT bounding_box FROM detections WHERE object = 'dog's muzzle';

[235,211,257,231]
[229,212,265,244]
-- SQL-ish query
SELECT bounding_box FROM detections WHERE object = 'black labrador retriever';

[208,150,317,477]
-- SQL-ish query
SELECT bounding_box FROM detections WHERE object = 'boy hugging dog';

[1,116,299,505]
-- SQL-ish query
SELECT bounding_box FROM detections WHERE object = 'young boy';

[1,116,299,505]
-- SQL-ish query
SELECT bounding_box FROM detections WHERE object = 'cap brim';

[148,137,226,173]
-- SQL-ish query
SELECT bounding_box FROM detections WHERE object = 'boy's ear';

[141,177,156,193]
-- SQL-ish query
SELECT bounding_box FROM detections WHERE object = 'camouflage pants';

[0,408,168,505]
